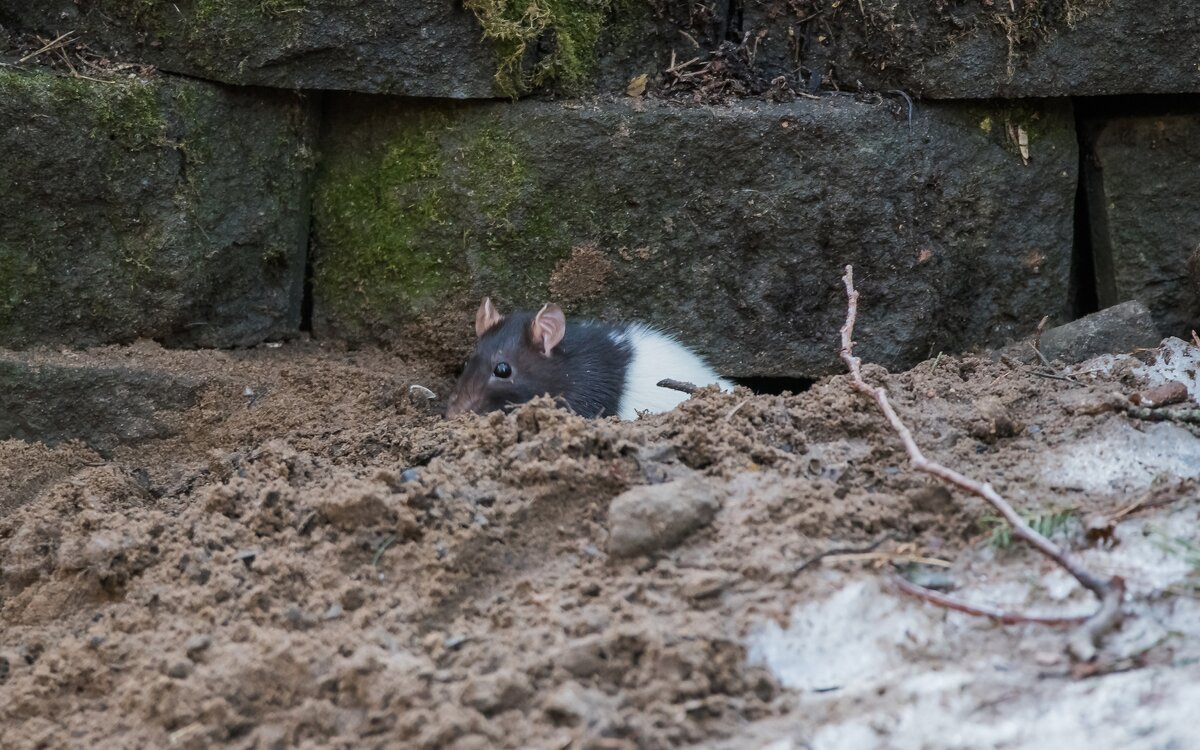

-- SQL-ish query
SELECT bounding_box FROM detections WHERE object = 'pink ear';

[475,297,502,337]
[531,303,566,356]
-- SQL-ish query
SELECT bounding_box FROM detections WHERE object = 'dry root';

[839,265,1124,661]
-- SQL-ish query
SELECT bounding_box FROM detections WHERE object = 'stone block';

[0,67,315,348]
[0,353,202,455]
[744,0,1200,98]
[0,0,699,98]
[311,95,1076,377]
[1084,110,1200,338]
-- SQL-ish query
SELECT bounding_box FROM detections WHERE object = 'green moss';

[458,122,527,222]
[450,118,577,299]
[97,82,168,149]
[314,111,458,326]
[0,69,166,150]
[475,204,573,298]
[464,0,622,97]
[313,104,647,332]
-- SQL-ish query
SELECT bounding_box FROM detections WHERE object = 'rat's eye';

[493,362,513,378]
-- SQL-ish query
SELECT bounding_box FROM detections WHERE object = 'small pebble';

[905,570,956,592]
[341,588,366,611]
[185,635,212,659]
[408,384,437,403]
[400,468,421,483]
[166,661,193,679]
[323,603,344,620]
[285,606,317,629]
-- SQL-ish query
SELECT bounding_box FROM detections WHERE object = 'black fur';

[449,312,632,418]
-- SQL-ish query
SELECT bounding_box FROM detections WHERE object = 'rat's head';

[445,297,568,418]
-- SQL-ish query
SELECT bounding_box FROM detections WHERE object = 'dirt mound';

[1,339,1197,748]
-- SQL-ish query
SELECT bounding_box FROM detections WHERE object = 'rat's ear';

[531,303,566,356]
[475,297,503,337]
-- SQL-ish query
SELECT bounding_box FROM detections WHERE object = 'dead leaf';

[626,73,648,98]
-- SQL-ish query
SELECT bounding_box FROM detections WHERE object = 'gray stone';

[745,0,1200,98]
[0,353,201,456]
[1085,113,1200,338]
[0,0,498,97]
[0,67,315,348]
[1038,301,1162,364]
[0,0,695,98]
[607,476,721,558]
[312,96,1076,377]
[8,1,1196,99]
[184,635,212,660]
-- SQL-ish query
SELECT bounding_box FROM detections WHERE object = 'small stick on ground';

[788,533,891,583]
[823,552,952,568]
[892,576,1088,626]
[839,265,1124,661]
[657,378,698,395]
[725,399,750,420]
[1033,314,1050,356]
[18,31,76,64]
[1123,405,1200,425]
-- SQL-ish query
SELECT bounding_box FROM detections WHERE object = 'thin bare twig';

[1033,314,1050,354]
[788,533,891,583]
[657,378,698,395]
[825,552,952,567]
[839,265,1124,661]
[725,399,750,420]
[18,31,76,64]
[892,575,1087,626]
[1123,406,1200,425]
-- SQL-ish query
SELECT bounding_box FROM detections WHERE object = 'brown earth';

[1,337,1198,749]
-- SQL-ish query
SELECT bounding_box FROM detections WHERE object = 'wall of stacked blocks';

[1,1,1198,379]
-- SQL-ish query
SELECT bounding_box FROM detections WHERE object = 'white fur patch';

[618,323,732,420]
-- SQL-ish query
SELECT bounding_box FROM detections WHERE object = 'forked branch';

[839,265,1124,661]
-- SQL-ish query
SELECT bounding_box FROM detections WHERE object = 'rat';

[445,297,732,419]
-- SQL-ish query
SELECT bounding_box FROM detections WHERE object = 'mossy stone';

[312,96,1077,378]
[0,0,688,99]
[0,67,317,348]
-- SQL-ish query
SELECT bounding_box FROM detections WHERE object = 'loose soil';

[1,337,1198,749]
